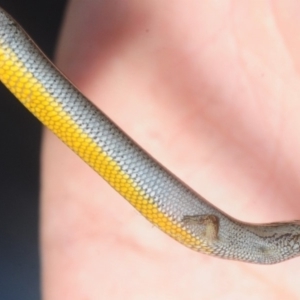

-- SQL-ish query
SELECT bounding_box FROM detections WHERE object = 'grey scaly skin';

[0,7,300,264]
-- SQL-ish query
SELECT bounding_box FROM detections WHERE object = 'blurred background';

[0,0,67,298]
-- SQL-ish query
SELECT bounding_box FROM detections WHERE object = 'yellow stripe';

[0,42,212,253]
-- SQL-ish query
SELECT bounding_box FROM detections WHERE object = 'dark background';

[0,0,67,299]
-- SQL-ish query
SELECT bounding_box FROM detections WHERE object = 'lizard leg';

[182,215,219,242]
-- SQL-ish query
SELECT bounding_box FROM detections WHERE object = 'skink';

[1,7,300,265]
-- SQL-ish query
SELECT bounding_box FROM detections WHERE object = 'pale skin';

[41,0,300,299]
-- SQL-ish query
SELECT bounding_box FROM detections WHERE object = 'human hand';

[41,1,300,298]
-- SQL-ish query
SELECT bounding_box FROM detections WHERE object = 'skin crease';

[41,0,300,299]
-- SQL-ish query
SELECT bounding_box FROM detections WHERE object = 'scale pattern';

[1,8,300,264]
[0,8,208,252]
